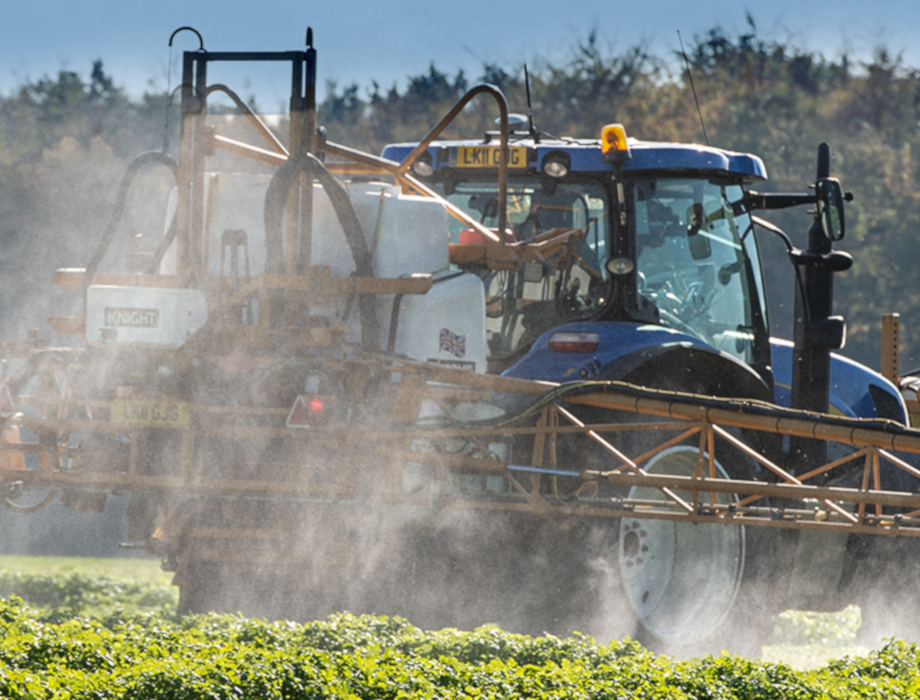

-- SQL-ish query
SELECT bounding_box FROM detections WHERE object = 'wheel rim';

[618,445,745,644]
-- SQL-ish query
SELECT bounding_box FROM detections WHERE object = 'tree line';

[1,19,919,370]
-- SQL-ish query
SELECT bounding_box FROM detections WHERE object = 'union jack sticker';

[439,328,466,358]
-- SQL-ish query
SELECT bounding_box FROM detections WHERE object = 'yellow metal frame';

[6,362,920,538]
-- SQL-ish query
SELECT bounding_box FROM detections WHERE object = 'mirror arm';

[740,191,817,212]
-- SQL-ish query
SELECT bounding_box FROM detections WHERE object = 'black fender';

[601,343,774,403]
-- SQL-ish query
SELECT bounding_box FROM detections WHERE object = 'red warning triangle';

[286,396,308,427]
[0,385,14,416]
[286,395,325,428]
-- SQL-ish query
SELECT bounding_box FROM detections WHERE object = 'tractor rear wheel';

[571,351,783,655]
[615,444,774,656]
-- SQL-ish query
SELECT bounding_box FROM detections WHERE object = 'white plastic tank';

[161,177,448,278]
[385,270,487,373]
[313,181,449,277]
[157,174,486,367]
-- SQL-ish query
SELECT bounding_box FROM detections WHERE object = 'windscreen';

[633,178,760,364]
[435,178,610,366]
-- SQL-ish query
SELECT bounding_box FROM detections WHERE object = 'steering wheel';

[642,275,714,338]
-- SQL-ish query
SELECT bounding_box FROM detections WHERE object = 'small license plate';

[110,399,190,428]
[450,146,527,169]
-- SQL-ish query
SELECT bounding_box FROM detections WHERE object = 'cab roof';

[381,135,768,183]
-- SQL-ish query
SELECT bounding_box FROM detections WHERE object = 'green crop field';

[0,555,177,621]
[0,600,917,698]
[1,554,916,697]
[0,555,172,584]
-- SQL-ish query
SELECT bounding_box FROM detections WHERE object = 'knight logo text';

[104,307,160,328]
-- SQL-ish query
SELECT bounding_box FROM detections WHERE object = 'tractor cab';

[382,125,773,384]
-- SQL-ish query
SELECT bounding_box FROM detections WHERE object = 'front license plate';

[450,146,527,169]
[110,399,191,428]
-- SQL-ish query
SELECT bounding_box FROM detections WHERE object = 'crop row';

[0,571,912,698]
[0,570,177,617]
[2,594,920,699]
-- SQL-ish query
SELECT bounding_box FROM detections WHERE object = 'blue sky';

[0,0,916,106]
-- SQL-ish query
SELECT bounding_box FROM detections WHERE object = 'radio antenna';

[678,30,709,146]
[524,63,539,141]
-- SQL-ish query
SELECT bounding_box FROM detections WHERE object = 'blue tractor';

[383,117,915,652]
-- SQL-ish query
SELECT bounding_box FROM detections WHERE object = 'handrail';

[205,84,289,156]
[319,139,502,244]
[393,83,510,243]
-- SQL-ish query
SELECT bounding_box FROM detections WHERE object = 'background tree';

[3,27,920,370]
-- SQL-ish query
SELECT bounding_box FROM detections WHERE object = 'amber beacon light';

[601,123,631,163]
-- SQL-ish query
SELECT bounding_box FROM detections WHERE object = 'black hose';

[387,294,404,354]
[83,151,179,296]
[414,378,920,441]
[263,152,379,350]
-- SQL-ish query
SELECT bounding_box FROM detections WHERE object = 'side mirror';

[686,202,703,236]
[816,177,845,241]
